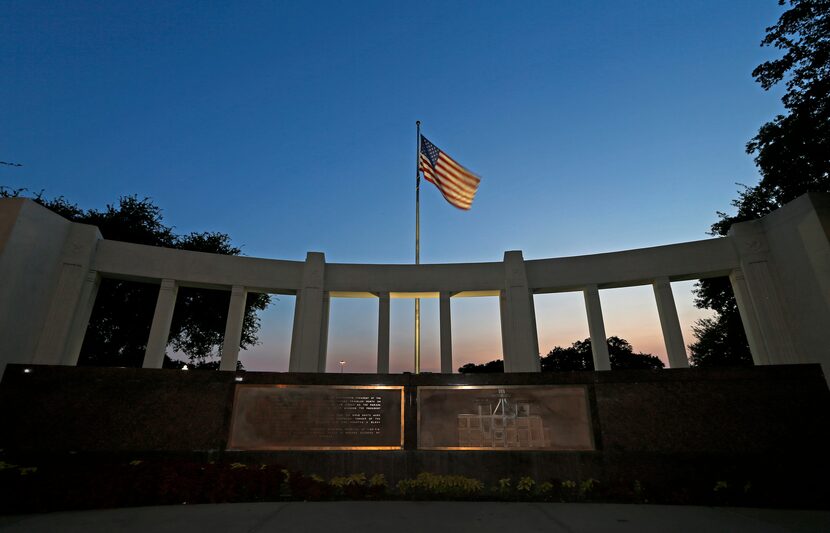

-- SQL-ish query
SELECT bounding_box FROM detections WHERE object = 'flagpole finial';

[416,120,420,127]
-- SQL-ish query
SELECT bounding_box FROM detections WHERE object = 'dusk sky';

[2,1,787,372]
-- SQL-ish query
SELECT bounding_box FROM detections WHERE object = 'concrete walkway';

[2,502,829,532]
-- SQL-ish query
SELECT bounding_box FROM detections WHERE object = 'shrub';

[396,473,484,499]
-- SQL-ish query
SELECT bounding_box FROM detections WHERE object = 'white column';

[499,251,541,373]
[63,270,101,365]
[652,277,689,368]
[499,290,513,372]
[729,269,770,365]
[741,260,799,364]
[440,291,453,373]
[316,291,330,373]
[729,221,799,364]
[142,279,179,369]
[583,285,611,371]
[289,252,329,372]
[31,224,101,366]
[377,292,390,374]
[33,264,95,365]
[220,285,248,371]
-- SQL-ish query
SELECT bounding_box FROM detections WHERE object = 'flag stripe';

[432,173,475,202]
[437,154,480,186]
[422,163,473,208]
[419,135,480,210]
[422,161,475,205]
[421,164,473,208]
[422,155,475,201]
[434,159,478,197]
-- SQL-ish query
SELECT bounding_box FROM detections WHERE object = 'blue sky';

[2,1,786,372]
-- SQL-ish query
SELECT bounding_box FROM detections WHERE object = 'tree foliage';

[458,336,664,373]
[541,336,664,372]
[692,0,829,365]
[458,359,504,373]
[0,189,270,368]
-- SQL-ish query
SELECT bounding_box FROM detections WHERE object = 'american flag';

[419,135,480,210]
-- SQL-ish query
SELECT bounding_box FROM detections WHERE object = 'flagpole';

[415,120,421,374]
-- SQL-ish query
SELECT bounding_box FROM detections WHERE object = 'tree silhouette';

[458,336,665,373]
[541,336,664,372]
[458,359,504,373]
[693,0,829,366]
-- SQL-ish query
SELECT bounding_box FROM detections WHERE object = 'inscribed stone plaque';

[229,385,404,450]
[418,386,594,451]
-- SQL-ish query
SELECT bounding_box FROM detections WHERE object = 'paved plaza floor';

[1,502,829,533]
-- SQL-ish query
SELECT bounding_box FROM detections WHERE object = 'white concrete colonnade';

[1,193,829,381]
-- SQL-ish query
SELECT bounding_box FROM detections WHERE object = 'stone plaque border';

[228,384,405,451]
[416,385,595,451]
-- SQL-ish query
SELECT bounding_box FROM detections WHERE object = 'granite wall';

[1,364,828,488]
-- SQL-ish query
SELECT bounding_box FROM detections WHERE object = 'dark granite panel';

[0,365,235,452]
[595,369,830,454]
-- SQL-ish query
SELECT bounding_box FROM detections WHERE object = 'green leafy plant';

[396,473,484,499]
[537,481,554,500]
[579,478,598,499]
[517,477,535,492]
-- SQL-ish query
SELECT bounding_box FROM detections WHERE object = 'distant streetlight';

[339,360,346,374]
